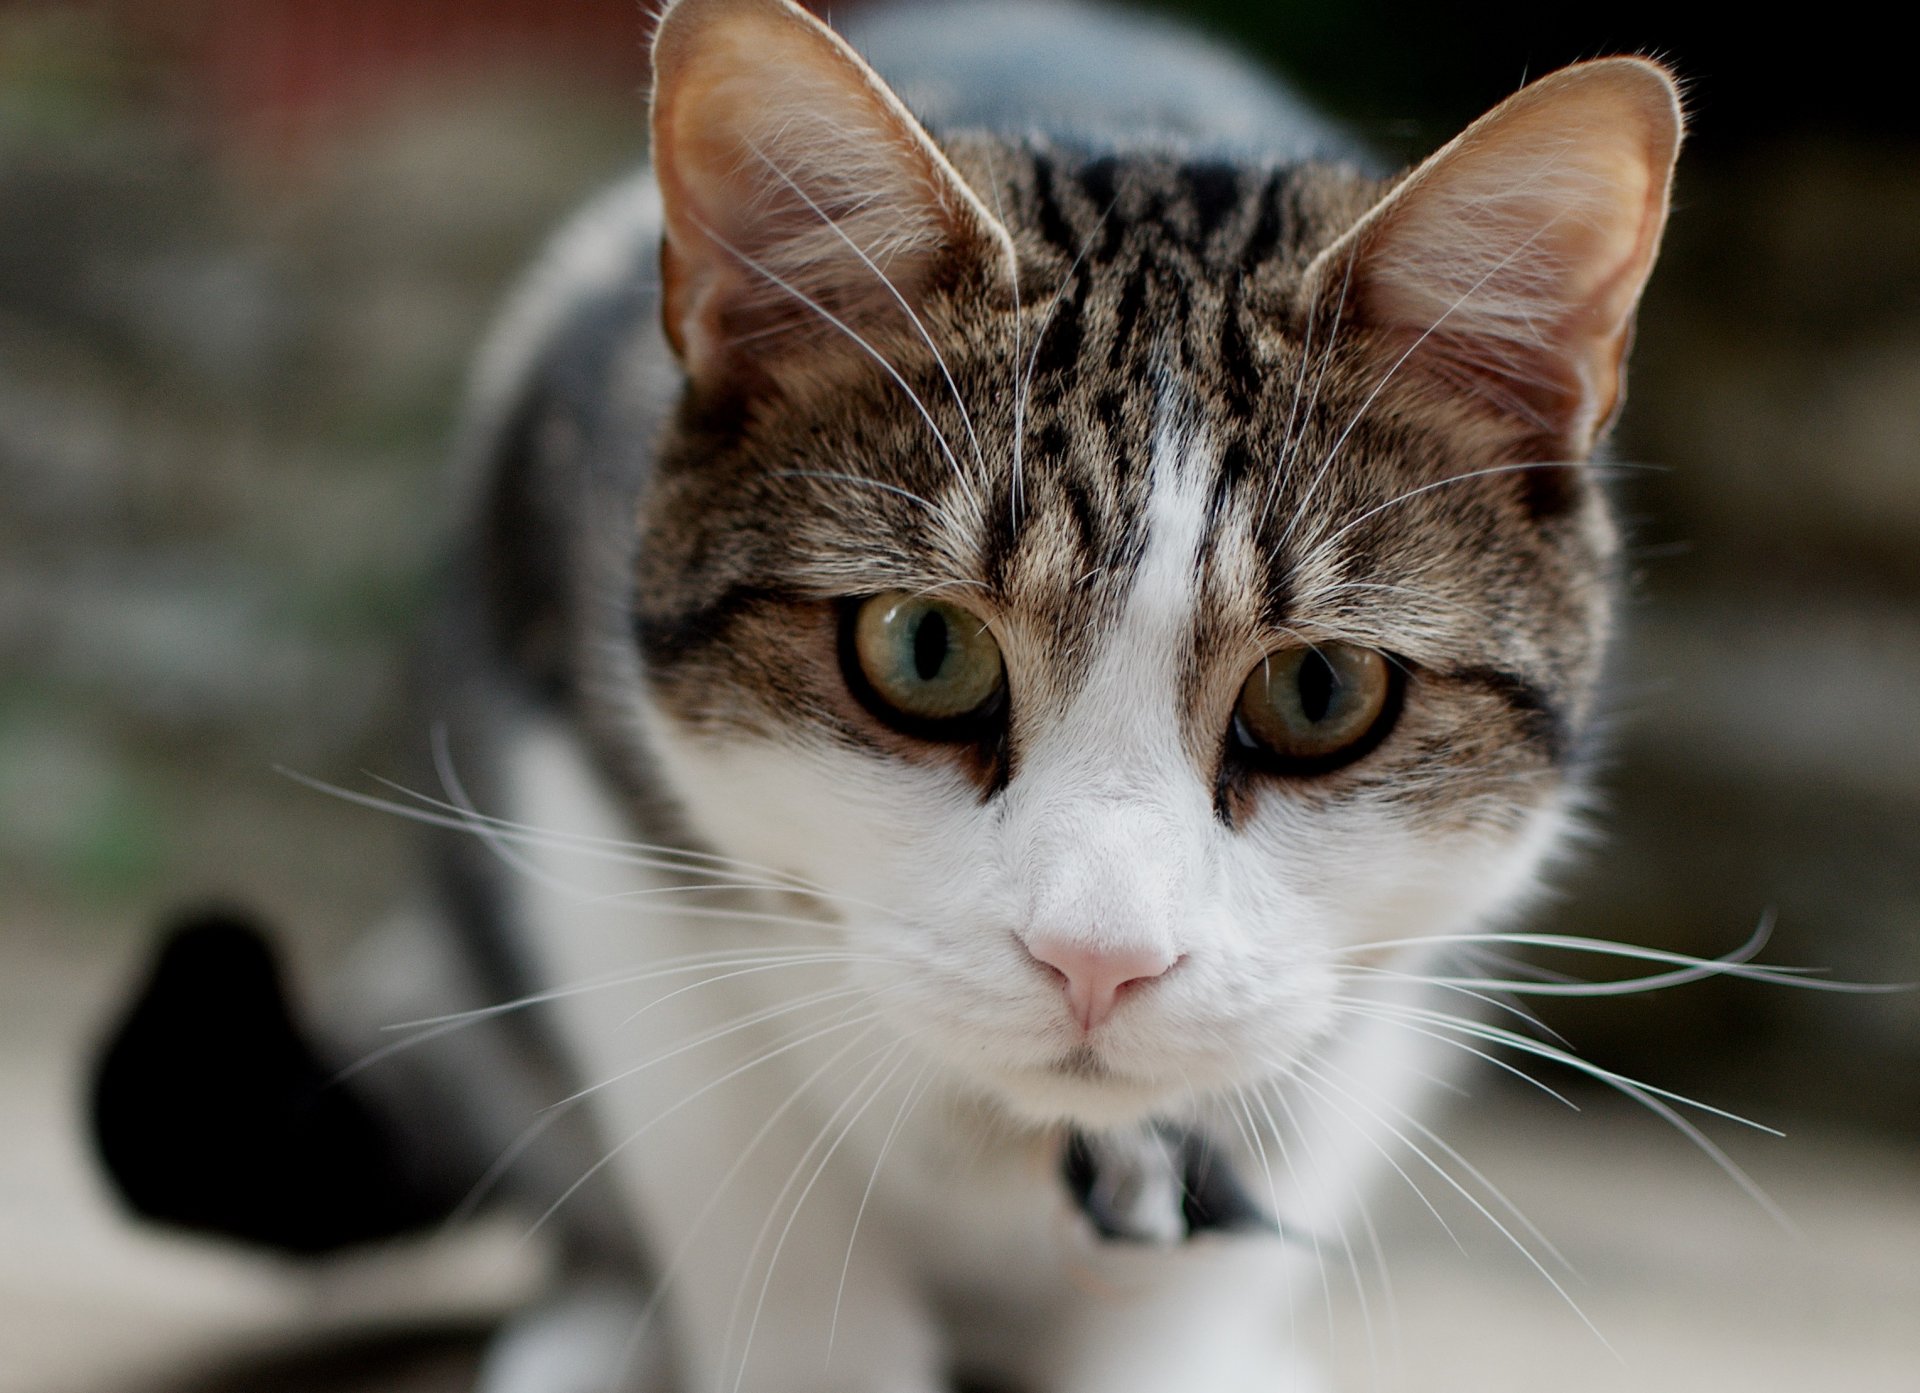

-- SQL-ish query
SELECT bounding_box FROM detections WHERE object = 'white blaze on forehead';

[1004,389,1219,956]
[1123,393,1215,648]
[1037,384,1215,776]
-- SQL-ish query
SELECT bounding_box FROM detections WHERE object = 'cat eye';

[1232,643,1398,773]
[843,592,1006,738]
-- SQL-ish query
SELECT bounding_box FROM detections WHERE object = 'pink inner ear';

[649,0,1013,393]
[1318,59,1683,457]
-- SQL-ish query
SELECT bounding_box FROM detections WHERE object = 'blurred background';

[2,2,1915,1391]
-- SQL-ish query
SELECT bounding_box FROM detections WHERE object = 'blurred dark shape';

[118,1325,487,1393]
[1159,0,1920,157]
[90,908,460,1253]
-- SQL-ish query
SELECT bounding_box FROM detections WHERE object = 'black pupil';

[1297,651,1336,724]
[913,609,950,681]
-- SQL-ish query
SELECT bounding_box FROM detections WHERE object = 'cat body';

[265,3,1684,1389]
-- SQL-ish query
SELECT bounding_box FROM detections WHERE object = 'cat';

[92,0,1690,1389]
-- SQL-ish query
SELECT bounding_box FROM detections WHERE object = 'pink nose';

[1024,937,1179,1031]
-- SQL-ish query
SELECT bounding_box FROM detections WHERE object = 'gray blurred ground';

[2,6,1917,1391]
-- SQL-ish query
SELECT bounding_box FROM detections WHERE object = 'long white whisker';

[523,1012,885,1249]
[688,208,978,524]
[1331,920,1887,996]
[1239,1084,1305,1350]
[283,770,796,896]
[745,140,988,482]
[1298,459,1640,574]
[552,981,884,1113]
[386,755,849,897]
[1337,966,1571,1044]
[1279,217,1561,558]
[617,1022,907,1366]
[611,958,878,1031]
[387,947,875,1033]
[1352,1000,1798,1226]
[1345,999,1783,1135]
[1332,997,1579,1110]
[1260,239,1350,537]
[1228,1085,1345,1352]
[772,470,967,539]
[1310,1053,1575,1273]
[1016,195,1118,457]
[1266,1070,1462,1256]
[435,734,899,919]
[730,1040,917,1393]
[1260,1076,1400,1373]
[979,147,1025,531]
[1291,1058,1609,1350]
[828,1056,936,1360]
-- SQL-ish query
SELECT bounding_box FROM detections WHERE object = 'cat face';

[625,0,1680,1127]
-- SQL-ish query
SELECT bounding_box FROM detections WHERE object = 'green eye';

[1233,643,1396,771]
[845,592,1006,735]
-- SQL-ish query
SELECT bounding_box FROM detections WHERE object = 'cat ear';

[1301,58,1683,460]
[650,0,1016,396]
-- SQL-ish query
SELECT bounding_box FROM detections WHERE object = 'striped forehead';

[995,379,1237,770]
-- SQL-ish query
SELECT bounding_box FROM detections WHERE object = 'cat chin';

[982,1060,1188,1130]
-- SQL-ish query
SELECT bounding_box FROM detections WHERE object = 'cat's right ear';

[650,0,1016,401]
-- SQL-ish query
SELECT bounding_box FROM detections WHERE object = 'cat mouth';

[984,1046,1178,1127]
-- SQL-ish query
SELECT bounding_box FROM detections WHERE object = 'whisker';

[1336,966,1570,1044]
[1332,996,1580,1111]
[1260,240,1350,538]
[1331,919,1891,997]
[687,208,980,527]
[1277,224,1555,558]
[1227,1084,1347,1353]
[283,769,870,917]
[431,733,893,915]
[1297,458,1650,576]
[1309,1052,1575,1274]
[745,140,989,481]
[1364,998,1799,1226]
[828,1056,936,1360]
[978,146,1026,532]
[1260,1076,1400,1374]
[611,957,883,1031]
[1241,1083,1308,1350]
[292,766,915,946]
[618,1023,911,1365]
[1308,578,1509,631]
[404,760,835,892]
[773,470,967,540]
[388,947,872,1033]
[522,1010,886,1249]
[729,1040,918,1393]
[551,982,881,1113]
[1015,195,1119,483]
[1347,997,1781,1133]
[1290,1058,1608,1349]
[1265,1070,1462,1257]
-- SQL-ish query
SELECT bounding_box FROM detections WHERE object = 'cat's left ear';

[650,0,1017,399]
[1302,58,1683,461]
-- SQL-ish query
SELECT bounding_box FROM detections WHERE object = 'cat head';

[625,0,1682,1127]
